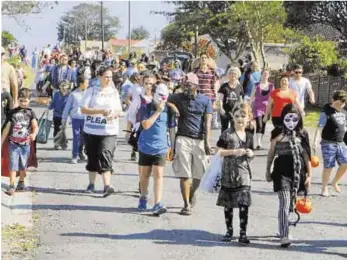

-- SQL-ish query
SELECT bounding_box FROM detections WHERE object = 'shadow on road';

[59,229,347,256]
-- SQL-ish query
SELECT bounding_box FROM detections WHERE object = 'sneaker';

[5,185,15,196]
[79,153,86,161]
[103,185,115,197]
[71,158,78,164]
[152,203,167,216]
[85,183,95,193]
[280,237,291,247]
[16,181,25,191]
[131,151,137,161]
[239,235,250,244]
[137,198,148,211]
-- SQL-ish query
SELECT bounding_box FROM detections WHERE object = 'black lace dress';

[216,129,254,208]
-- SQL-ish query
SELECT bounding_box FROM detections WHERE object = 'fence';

[270,75,347,108]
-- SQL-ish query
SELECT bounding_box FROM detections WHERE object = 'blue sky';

[1,0,174,53]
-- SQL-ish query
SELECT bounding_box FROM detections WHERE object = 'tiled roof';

[109,38,142,46]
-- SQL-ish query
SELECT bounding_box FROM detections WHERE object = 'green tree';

[57,3,121,45]
[130,26,150,40]
[157,22,193,51]
[1,30,17,47]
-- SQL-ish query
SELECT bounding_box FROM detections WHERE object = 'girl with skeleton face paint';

[265,103,312,247]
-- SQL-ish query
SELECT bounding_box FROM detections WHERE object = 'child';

[266,103,312,247]
[216,102,254,244]
[47,80,70,149]
[313,90,347,196]
[1,88,38,196]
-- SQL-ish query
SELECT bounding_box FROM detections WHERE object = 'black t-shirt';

[1,90,12,128]
[218,83,244,112]
[321,104,347,142]
[8,107,37,145]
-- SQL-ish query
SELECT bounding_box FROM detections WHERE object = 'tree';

[2,1,57,16]
[182,38,217,59]
[284,1,347,40]
[130,26,150,40]
[57,3,120,46]
[1,31,17,47]
[157,22,193,51]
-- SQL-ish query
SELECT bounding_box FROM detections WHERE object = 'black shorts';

[84,133,117,174]
[138,152,166,167]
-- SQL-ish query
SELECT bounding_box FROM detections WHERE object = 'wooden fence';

[270,75,347,108]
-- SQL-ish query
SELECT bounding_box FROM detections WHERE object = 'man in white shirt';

[289,64,315,110]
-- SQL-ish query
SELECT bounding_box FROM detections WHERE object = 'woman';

[218,67,244,133]
[62,74,89,164]
[80,67,122,197]
[240,61,261,100]
[265,103,312,247]
[263,76,303,128]
[250,69,274,149]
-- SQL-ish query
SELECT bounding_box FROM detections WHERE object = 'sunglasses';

[295,71,303,74]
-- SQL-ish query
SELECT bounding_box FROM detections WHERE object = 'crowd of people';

[1,44,347,248]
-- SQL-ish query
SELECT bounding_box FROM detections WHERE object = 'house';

[108,38,156,56]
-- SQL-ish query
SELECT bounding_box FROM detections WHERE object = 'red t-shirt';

[270,89,297,117]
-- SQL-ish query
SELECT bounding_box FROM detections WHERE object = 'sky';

[1,0,175,53]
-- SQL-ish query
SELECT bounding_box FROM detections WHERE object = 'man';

[1,47,18,108]
[149,54,160,70]
[313,90,347,197]
[168,73,213,216]
[168,60,185,85]
[289,64,315,111]
[50,54,74,90]
[194,52,219,129]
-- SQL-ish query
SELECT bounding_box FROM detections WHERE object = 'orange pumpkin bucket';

[296,197,313,214]
[310,155,320,168]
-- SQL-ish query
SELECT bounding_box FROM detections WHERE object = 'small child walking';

[216,102,254,244]
[1,88,38,195]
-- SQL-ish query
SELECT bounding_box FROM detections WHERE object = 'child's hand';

[245,149,254,158]
[234,149,246,157]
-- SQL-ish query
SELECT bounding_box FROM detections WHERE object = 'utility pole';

[194,25,199,58]
[101,1,105,50]
[128,0,131,55]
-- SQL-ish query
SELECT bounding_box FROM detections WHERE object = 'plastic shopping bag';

[199,153,223,193]
[54,129,68,150]
[37,110,52,144]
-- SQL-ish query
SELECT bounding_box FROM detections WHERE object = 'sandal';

[180,207,192,216]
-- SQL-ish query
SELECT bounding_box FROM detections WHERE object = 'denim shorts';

[321,141,347,168]
[9,142,30,171]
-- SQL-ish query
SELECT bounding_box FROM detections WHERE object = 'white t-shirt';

[80,86,122,136]
[289,77,312,109]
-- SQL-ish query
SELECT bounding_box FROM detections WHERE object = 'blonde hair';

[227,67,241,78]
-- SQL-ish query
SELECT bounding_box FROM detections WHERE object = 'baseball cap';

[184,73,199,86]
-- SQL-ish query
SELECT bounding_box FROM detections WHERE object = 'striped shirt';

[194,68,217,100]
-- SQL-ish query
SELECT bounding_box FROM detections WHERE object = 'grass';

[304,109,320,128]
[1,223,38,259]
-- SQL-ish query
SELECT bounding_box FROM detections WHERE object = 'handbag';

[199,153,223,193]
[37,110,52,144]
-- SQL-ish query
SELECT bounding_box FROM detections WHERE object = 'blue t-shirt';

[168,93,213,140]
[138,102,175,155]
[48,91,69,118]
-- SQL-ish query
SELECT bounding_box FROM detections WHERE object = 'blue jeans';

[71,118,85,158]
[9,142,30,171]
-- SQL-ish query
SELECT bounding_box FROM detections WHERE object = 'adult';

[31,48,39,69]
[137,84,176,215]
[69,59,78,88]
[19,46,28,65]
[240,61,261,100]
[80,67,122,197]
[149,54,160,71]
[50,54,74,90]
[218,67,244,133]
[263,76,303,128]
[43,44,52,60]
[289,64,315,110]
[125,59,138,78]
[168,73,213,216]
[250,69,274,149]
[168,60,185,85]
[194,52,219,129]
[62,75,89,163]
[1,47,18,108]
[313,90,347,197]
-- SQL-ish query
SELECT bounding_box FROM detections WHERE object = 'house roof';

[109,38,142,46]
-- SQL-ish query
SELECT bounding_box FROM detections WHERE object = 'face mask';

[284,113,299,131]
[154,92,167,104]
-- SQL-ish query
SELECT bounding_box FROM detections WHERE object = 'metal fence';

[270,75,347,108]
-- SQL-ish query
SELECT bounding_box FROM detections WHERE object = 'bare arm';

[1,122,11,146]
[266,137,277,173]
[219,148,246,157]
[264,97,274,121]
[9,66,18,106]
[307,82,315,104]
[204,113,212,144]
[81,106,108,116]
[294,97,305,116]
[249,86,256,104]
[141,110,161,130]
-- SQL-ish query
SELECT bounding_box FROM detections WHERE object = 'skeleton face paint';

[284,113,299,131]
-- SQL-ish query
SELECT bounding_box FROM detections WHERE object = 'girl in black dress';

[265,103,312,247]
[216,102,254,244]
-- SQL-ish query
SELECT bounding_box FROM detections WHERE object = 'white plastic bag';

[199,153,223,193]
